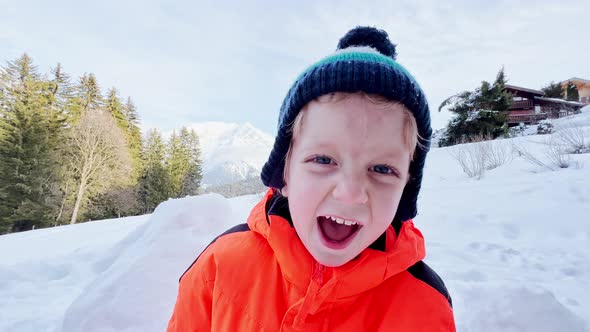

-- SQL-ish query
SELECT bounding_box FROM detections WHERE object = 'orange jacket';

[168,190,455,331]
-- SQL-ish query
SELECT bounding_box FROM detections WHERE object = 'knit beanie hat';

[261,26,432,226]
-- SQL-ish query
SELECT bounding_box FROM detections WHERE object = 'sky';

[1,0,589,134]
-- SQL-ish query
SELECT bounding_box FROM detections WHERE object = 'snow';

[58,193,262,332]
[552,105,590,128]
[0,215,149,331]
[535,96,586,106]
[1,109,590,331]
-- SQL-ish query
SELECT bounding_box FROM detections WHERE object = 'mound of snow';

[58,193,262,332]
[0,216,148,332]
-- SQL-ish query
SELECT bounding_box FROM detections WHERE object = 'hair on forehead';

[283,92,422,183]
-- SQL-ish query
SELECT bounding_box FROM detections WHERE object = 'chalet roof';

[561,77,590,85]
[534,96,585,106]
[504,84,544,96]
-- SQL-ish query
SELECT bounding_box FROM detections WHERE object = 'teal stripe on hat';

[295,50,416,83]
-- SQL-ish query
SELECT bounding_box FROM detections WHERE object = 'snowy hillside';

[187,122,273,186]
[1,108,590,331]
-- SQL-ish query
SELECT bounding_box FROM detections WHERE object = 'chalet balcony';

[509,100,533,109]
[508,113,548,125]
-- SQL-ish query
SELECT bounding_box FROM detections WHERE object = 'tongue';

[318,217,359,242]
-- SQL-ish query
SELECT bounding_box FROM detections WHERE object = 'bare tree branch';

[64,110,131,224]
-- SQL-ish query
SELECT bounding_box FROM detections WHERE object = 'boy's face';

[282,95,412,267]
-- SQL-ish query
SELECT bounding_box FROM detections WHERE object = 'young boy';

[167,26,455,331]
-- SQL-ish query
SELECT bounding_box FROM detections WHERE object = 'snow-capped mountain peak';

[186,122,274,186]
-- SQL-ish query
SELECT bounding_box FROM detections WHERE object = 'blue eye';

[372,165,395,175]
[313,156,333,165]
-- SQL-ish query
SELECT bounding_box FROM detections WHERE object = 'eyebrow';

[298,140,338,152]
[306,141,335,149]
[300,140,408,160]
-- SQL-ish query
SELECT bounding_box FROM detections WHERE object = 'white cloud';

[1,0,588,133]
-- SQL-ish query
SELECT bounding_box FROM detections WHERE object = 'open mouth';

[317,215,362,250]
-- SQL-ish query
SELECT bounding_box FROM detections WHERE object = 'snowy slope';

[187,122,273,186]
[552,107,590,128]
[1,108,590,331]
[0,215,149,332]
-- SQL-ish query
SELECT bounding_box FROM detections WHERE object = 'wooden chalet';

[504,84,585,125]
[561,77,590,104]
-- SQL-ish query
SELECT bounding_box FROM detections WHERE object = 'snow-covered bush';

[431,128,446,148]
[537,120,554,135]
[509,123,527,137]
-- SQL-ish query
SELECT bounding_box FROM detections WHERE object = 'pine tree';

[166,131,187,198]
[81,73,101,111]
[139,129,170,213]
[541,81,564,99]
[47,63,72,132]
[106,87,128,130]
[165,127,203,199]
[70,73,102,122]
[104,89,136,181]
[48,63,75,224]
[179,127,202,196]
[438,67,512,146]
[0,54,63,232]
[124,97,140,126]
[565,82,579,101]
[124,97,143,183]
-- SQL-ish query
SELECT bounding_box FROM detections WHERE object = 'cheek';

[289,184,317,217]
[289,192,317,237]
[285,173,323,231]
[374,184,406,218]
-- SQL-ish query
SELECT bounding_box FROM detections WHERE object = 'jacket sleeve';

[444,308,456,332]
[167,251,215,332]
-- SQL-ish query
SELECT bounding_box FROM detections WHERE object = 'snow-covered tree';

[438,68,512,147]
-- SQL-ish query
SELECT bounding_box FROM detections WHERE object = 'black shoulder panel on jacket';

[407,261,453,308]
[179,223,251,282]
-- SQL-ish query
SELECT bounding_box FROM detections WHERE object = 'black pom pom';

[337,26,397,59]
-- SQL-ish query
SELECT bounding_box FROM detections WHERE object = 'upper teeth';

[327,216,358,226]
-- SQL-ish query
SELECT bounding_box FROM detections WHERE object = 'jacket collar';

[247,189,426,300]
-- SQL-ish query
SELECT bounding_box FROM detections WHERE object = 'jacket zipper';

[292,262,325,329]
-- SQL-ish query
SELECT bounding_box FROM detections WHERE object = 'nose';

[332,173,368,205]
